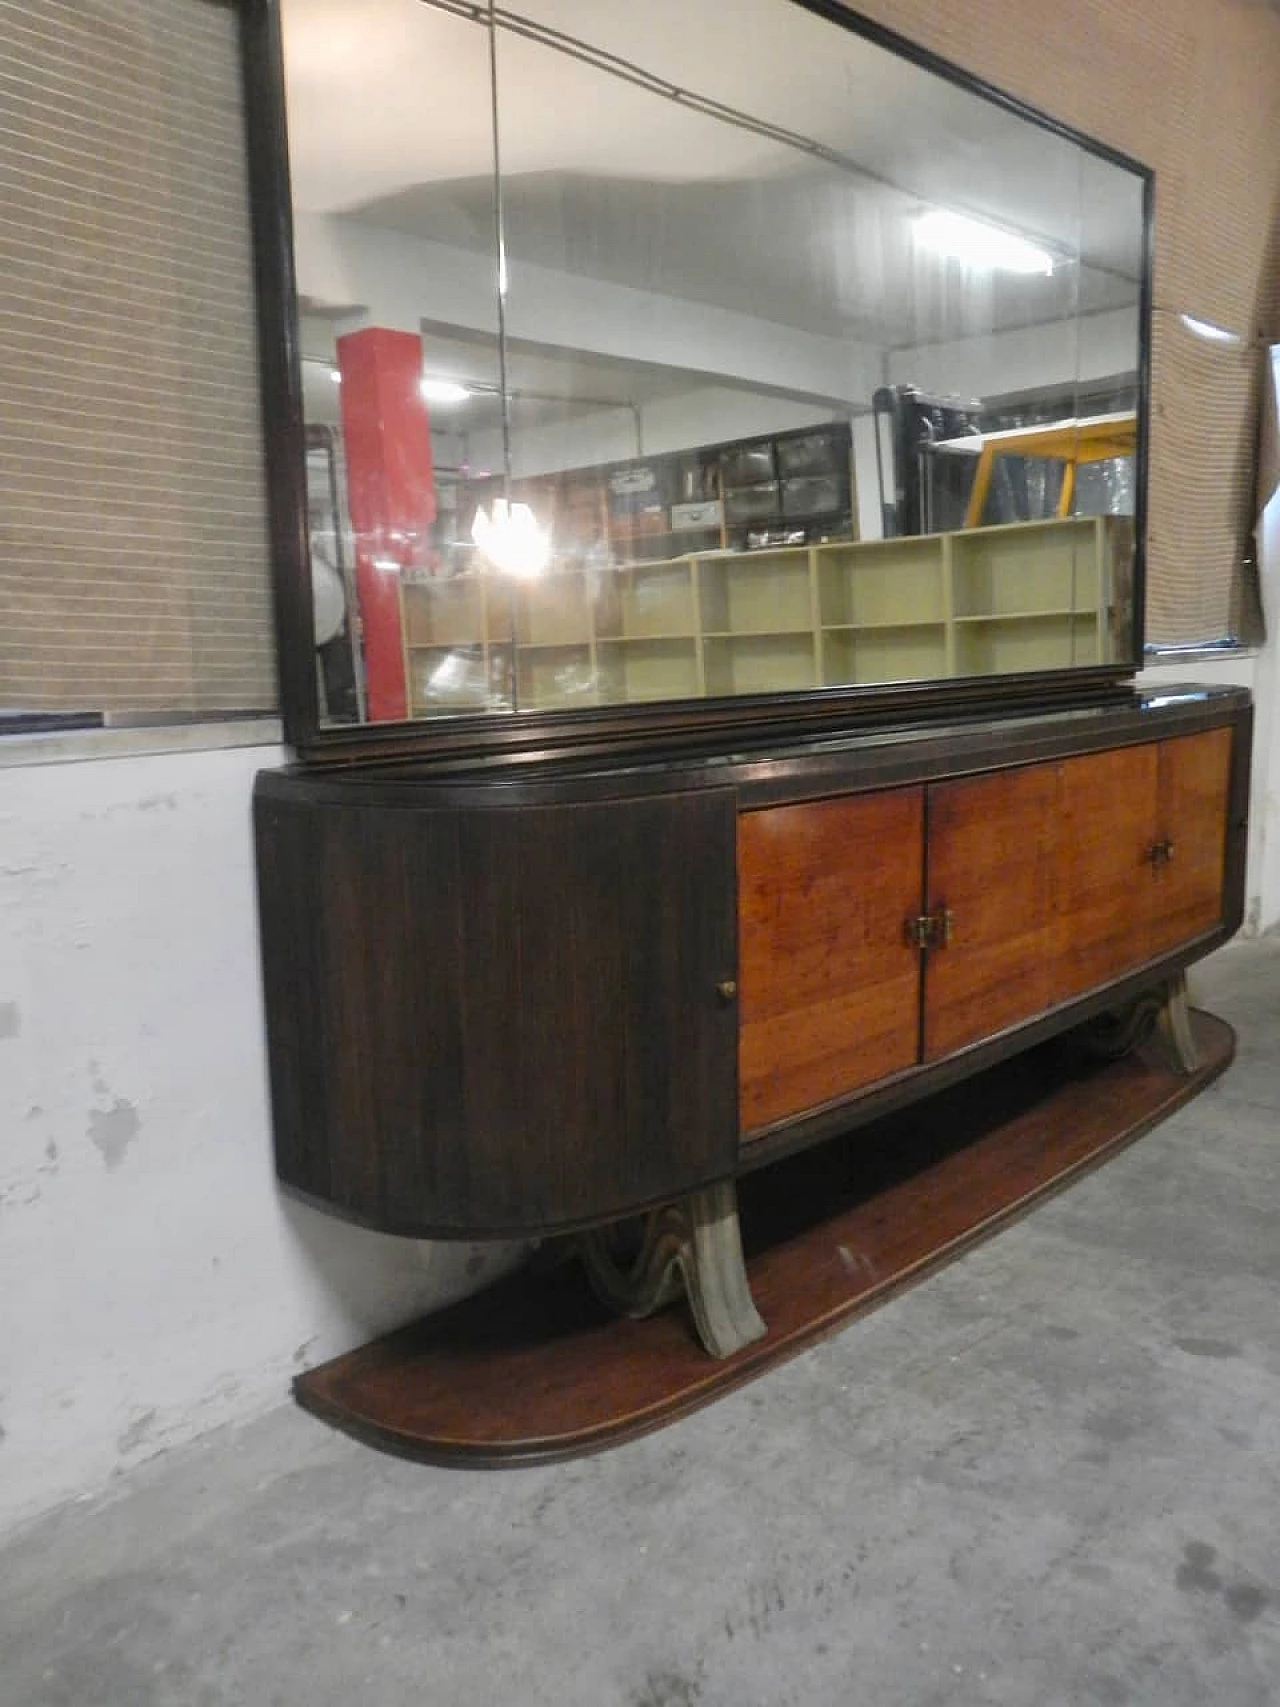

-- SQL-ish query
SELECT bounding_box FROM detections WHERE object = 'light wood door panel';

[923,762,1064,1060]
[1054,742,1159,1003]
[738,789,923,1134]
[1149,728,1232,957]
[737,728,1234,1142]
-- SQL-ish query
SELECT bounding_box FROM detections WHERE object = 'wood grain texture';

[254,694,1249,1240]
[1054,740,1159,1001]
[923,762,1063,1059]
[737,788,923,1133]
[255,787,739,1235]
[1149,727,1232,956]
[925,730,1234,1059]
[293,1010,1234,1467]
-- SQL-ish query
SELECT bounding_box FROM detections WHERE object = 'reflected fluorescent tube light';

[1179,314,1244,348]
[421,377,472,404]
[471,499,550,580]
[915,210,1054,276]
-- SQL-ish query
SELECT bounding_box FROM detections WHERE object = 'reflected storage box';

[776,432,845,477]
[720,443,776,487]
[781,474,844,517]
[724,481,781,523]
[671,499,723,532]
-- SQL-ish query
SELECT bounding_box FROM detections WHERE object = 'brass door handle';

[905,909,954,950]
[716,979,738,1003]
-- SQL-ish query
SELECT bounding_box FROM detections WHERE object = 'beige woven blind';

[0,0,274,715]
[844,0,1280,646]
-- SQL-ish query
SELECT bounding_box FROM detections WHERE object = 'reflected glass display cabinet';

[242,0,1250,1457]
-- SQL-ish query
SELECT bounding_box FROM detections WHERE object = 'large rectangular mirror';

[246,0,1150,747]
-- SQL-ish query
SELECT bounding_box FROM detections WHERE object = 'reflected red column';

[336,328,437,722]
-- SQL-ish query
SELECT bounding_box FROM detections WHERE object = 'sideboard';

[255,683,1250,1361]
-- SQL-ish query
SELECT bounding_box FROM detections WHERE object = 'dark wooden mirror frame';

[239,0,1155,771]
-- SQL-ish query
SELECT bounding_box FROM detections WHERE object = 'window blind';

[0,0,275,716]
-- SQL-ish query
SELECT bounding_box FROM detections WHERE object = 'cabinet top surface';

[256,684,1250,813]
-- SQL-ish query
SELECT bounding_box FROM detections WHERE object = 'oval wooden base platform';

[293,1011,1234,1467]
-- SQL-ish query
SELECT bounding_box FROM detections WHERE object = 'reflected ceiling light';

[421,377,472,405]
[471,499,550,580]
[1179,314,1244,348]
[915,210,1054,276]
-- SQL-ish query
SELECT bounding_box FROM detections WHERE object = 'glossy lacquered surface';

[738,789,923,1131]
[254,686,1250,1238]
[256,789,738,1235]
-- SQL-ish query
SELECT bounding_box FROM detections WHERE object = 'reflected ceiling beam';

[887,306,1139,401]
[422,0,897,188]
[295,210,880,406]
[418,0,1132,277]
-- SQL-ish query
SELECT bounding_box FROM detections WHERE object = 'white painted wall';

[0,744,522,1538]
[888,307,1140,404]
[472,386,843,481]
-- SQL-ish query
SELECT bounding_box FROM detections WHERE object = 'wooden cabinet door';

[738,788,923,1134]
[257,786,741,1235]
[924,732,1234,1061]
[1148,728,1233,957]
[923,762,1064,1060]
[1054,741,1161,1004]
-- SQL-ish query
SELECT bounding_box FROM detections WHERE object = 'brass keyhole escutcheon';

[717,979,738,1003]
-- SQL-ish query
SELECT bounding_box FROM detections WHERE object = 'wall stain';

[116,1408,157,1456]
[0,1184,41,1211]
[1083,1408,1142,1445]
[1176,1542,1271,1622]
[1173,1336,1241,1360]
[1177,1541,1222,1593]
[0,1001,19,1040]
[89,1098,141,1170]
[630,1670,703,1707]
[1224,1583,1271,1624]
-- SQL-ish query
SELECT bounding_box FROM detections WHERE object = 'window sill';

[0,716,284,769]
[1143,641,1260,667]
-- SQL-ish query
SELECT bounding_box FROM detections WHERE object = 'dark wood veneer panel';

[256,788,738,1234]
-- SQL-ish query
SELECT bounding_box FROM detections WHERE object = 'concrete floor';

[3,939,1279,1707]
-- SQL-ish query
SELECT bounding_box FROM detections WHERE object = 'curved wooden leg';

[678,1183,768,1360]
[580,1181,767,1360]
[1158,971,1201,1074]
[1074,990,1163,1062]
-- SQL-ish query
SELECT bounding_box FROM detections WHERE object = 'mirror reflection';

[278,0,1145,725]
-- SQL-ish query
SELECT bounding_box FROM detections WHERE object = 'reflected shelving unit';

[400,513,1128,715]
